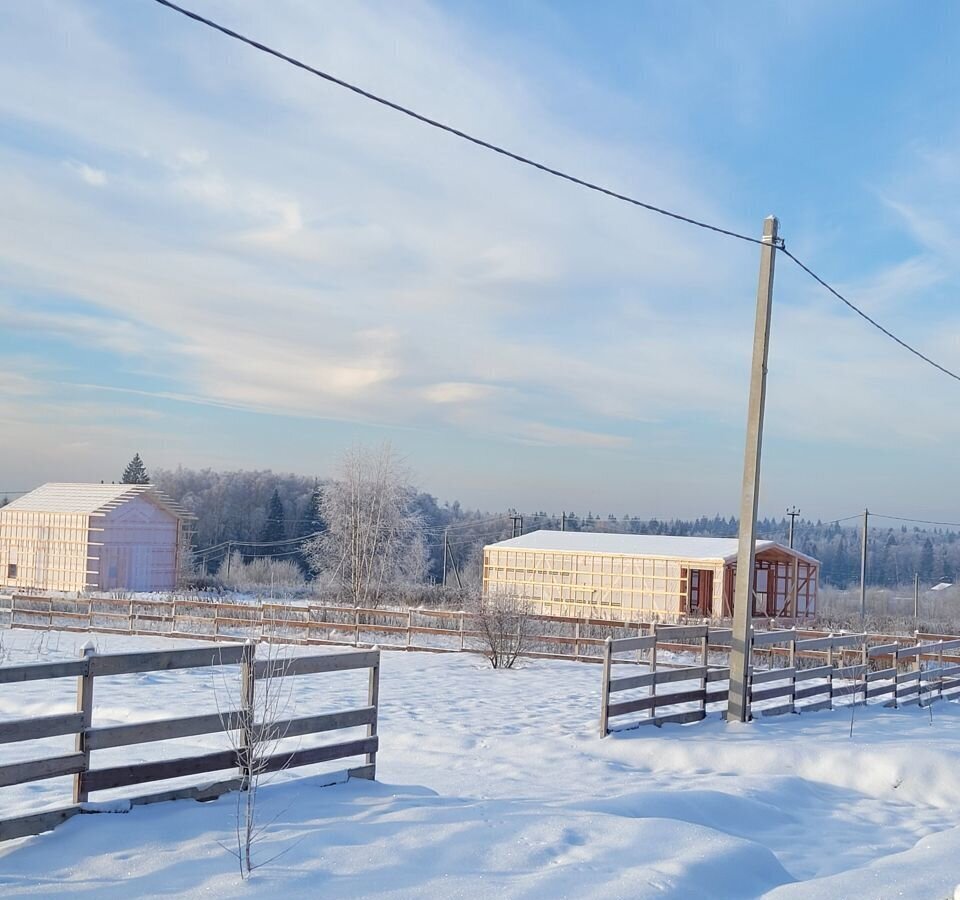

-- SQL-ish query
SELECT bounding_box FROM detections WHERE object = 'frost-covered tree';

[304,443,427,606]
[121,453,150,484]
[259,489,286,545]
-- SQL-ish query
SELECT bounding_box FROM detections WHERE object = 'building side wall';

[482,547,693,619]
[89,497,179,592]
[0,511,90,593]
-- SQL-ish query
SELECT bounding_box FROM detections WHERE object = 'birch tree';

[305,443,426,606]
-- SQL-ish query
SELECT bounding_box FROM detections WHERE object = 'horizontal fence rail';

[600,625,960,735]
[0,641,380,843]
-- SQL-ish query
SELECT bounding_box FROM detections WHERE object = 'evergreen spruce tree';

[121,453,150,484]
[260,488,286,545]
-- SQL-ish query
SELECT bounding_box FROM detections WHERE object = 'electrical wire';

[149,0,765,248]
[780,248,960,384]
[872,513,960,529]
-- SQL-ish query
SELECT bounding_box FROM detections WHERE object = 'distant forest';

[143,466,960,590]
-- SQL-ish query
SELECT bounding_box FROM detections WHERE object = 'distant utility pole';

[729,215,780,725]
[860,508,869,621]
[786,506,800,549]
[561,511,566,532]
[510,515,523,538]
[442,528,448,587]
[914,572,920,621]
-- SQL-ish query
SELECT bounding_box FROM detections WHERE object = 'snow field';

[2,627,960,898]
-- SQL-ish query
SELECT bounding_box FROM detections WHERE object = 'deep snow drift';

[2,627,960,898]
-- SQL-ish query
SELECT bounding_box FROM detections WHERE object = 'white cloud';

[65,160,107,187]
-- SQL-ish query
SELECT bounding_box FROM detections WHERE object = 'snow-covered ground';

[2,627,960,899]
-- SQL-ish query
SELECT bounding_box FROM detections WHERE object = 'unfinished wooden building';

[0,483,188,594]
[482,530,818,621]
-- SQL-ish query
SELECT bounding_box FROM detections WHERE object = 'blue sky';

[1,1,958,519]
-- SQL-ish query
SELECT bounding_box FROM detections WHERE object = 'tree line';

[131,453,958,591]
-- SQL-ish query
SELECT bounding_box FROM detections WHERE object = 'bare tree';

[470,589,534,669]
[305,443,426,607]
[215,642,299,879]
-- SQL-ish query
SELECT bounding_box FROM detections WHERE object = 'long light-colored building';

[482,530,818,620]
[0,483,188,594]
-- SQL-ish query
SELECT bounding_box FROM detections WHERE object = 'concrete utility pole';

[860,508,869,621]
[728,215,780,724]
[786,506,800,549]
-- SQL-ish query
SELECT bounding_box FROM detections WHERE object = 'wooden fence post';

[788,636,797,713]
[937,641,944,700]
[700,632,708,716]
[355,608,361,647]
[363,648,380,777]
[649,629,658,722]
[239,640,256,789]
[459,613,465,651]
[406,609,413,650]
[72,642,96,804]
[599,637,613,737]
[892,646,900,709]
[574,621,581,661]
[827,643,834,710]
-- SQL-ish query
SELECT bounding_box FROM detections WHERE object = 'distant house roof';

[1,483,188,519]
[485,530,818,565]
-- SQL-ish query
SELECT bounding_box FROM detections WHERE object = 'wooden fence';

[0,642,380,842]
[0,593,679,663]
[600,626,960,734]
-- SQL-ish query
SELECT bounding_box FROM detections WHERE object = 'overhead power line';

[149,0,764,248]
[152,0,960,387]
[780,248,960,385]
[872,513,960,529]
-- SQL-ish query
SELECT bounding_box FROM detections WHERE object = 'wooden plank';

[89,645,246,677]
[609,635,656,653]
[609,671,655,693]
[0,752,86,788]
[794,683,830,701]
[794,665,832,682]
[260,736,378,774]
[751,629,796,647]
[866,683,896,699]
[867,643,901,658]
[268,706,377,740]
[607,695,655,719]
[86,711,244,751]
[706,668,730,683]
[866,667,897,682]
[0,659,87,684]
[654,666,706,686]
[895,644,938,660]
[750,683,796,703]
[653,688,704,709]
[253,649,379,679]
[897,671,921,684]
[83,749,238,793]
[795,633,865,652]
[0,712,84,744]
[707,629,733,644]
[0,806,82,843]
[751,667,795,685]
[655,625,709,641]
[705,688,729,704]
